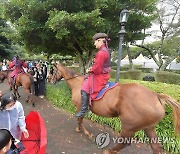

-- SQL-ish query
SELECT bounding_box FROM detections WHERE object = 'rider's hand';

[86,67,92,73]
[22,129,29,138]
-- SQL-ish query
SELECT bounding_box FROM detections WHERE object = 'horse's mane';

[65,67,79,77]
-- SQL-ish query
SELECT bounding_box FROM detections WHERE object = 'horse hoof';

[89,133,94,140]
[32,103,35,107]
[103,149,117,154]
[89,134,95,142]
[26,100,28,103]
[76,127,81,133]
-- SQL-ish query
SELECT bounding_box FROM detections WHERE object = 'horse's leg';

[144,127,164,154]
[76,118,93,139]
[12,86,18,100]
[15,86,21,98]
[104,128,135,154]
[29,93,35,107]
[24,89,30,103]
[24,88,35,107]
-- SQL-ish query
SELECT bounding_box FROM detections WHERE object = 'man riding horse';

[75,33,111,118]
[8,55,28,90]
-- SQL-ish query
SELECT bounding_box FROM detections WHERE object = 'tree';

[1,0,158,72]
[0,17,12,60]
[134,0,180,70]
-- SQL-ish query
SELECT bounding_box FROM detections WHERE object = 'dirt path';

[0,81,153,154]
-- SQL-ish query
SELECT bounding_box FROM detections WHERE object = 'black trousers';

[38,80,46,96]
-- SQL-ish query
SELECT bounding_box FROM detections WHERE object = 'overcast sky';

[140,0,180,44]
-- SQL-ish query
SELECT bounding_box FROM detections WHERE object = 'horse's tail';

[157,93,180,135]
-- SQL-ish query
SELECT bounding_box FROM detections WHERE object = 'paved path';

[0,81,153,154]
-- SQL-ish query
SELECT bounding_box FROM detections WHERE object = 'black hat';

[92,33,108,41]
[0,93,15,110]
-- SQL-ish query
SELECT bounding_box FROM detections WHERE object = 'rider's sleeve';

[22,61,28,68]
[8,61,15,69]
[91,51,108,75]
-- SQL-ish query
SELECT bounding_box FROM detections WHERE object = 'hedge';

[110,70,141,80]
[156,71,180,85]
[46,80,180,153]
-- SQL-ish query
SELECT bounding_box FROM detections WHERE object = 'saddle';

[93,82,118,101]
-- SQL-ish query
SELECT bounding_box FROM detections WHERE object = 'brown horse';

[51,63,180,154]
[0,70,35,106]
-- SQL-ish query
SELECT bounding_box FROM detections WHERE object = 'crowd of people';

[0,59,51,153]
[0,59,51,98]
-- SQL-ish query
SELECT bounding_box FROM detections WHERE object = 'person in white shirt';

[0,93,29,140]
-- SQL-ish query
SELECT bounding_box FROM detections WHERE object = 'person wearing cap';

[0,93,29,140]
[8,55,28,90]
[75,33,111,118]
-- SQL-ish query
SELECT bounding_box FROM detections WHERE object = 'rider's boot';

[9,77,14,91]
[75,90,89,118]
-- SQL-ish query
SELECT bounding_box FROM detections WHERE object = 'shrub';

[156,71,180,85]
[138,68,153,73]
[110,61,117,66]
[127,70,142,80]
[110,70,141,80]
[110,70,116,79]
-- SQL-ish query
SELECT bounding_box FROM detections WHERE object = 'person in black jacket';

[38,68,46,98]
[32,67,39,96]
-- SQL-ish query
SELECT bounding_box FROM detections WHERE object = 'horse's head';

[50,64,64,84]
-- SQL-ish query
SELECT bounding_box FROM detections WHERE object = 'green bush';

[156,71,180,85]
[138,67,153,73]
[165,69,180,74]
[110,70,116,79]
[46,80,180,153]
[110,70,141,80]
[110,61,117,67]
[126,70,142,80]
[120,65,130,71]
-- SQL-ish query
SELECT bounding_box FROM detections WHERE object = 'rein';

[52,64,84,83]
[64,74,84,81]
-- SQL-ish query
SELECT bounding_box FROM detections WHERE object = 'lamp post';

[115,9,129,83]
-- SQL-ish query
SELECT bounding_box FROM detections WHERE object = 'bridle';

[51,66,62,84]
[51,65,83,84]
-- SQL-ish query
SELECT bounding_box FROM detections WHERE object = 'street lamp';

[115,9,129,83]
